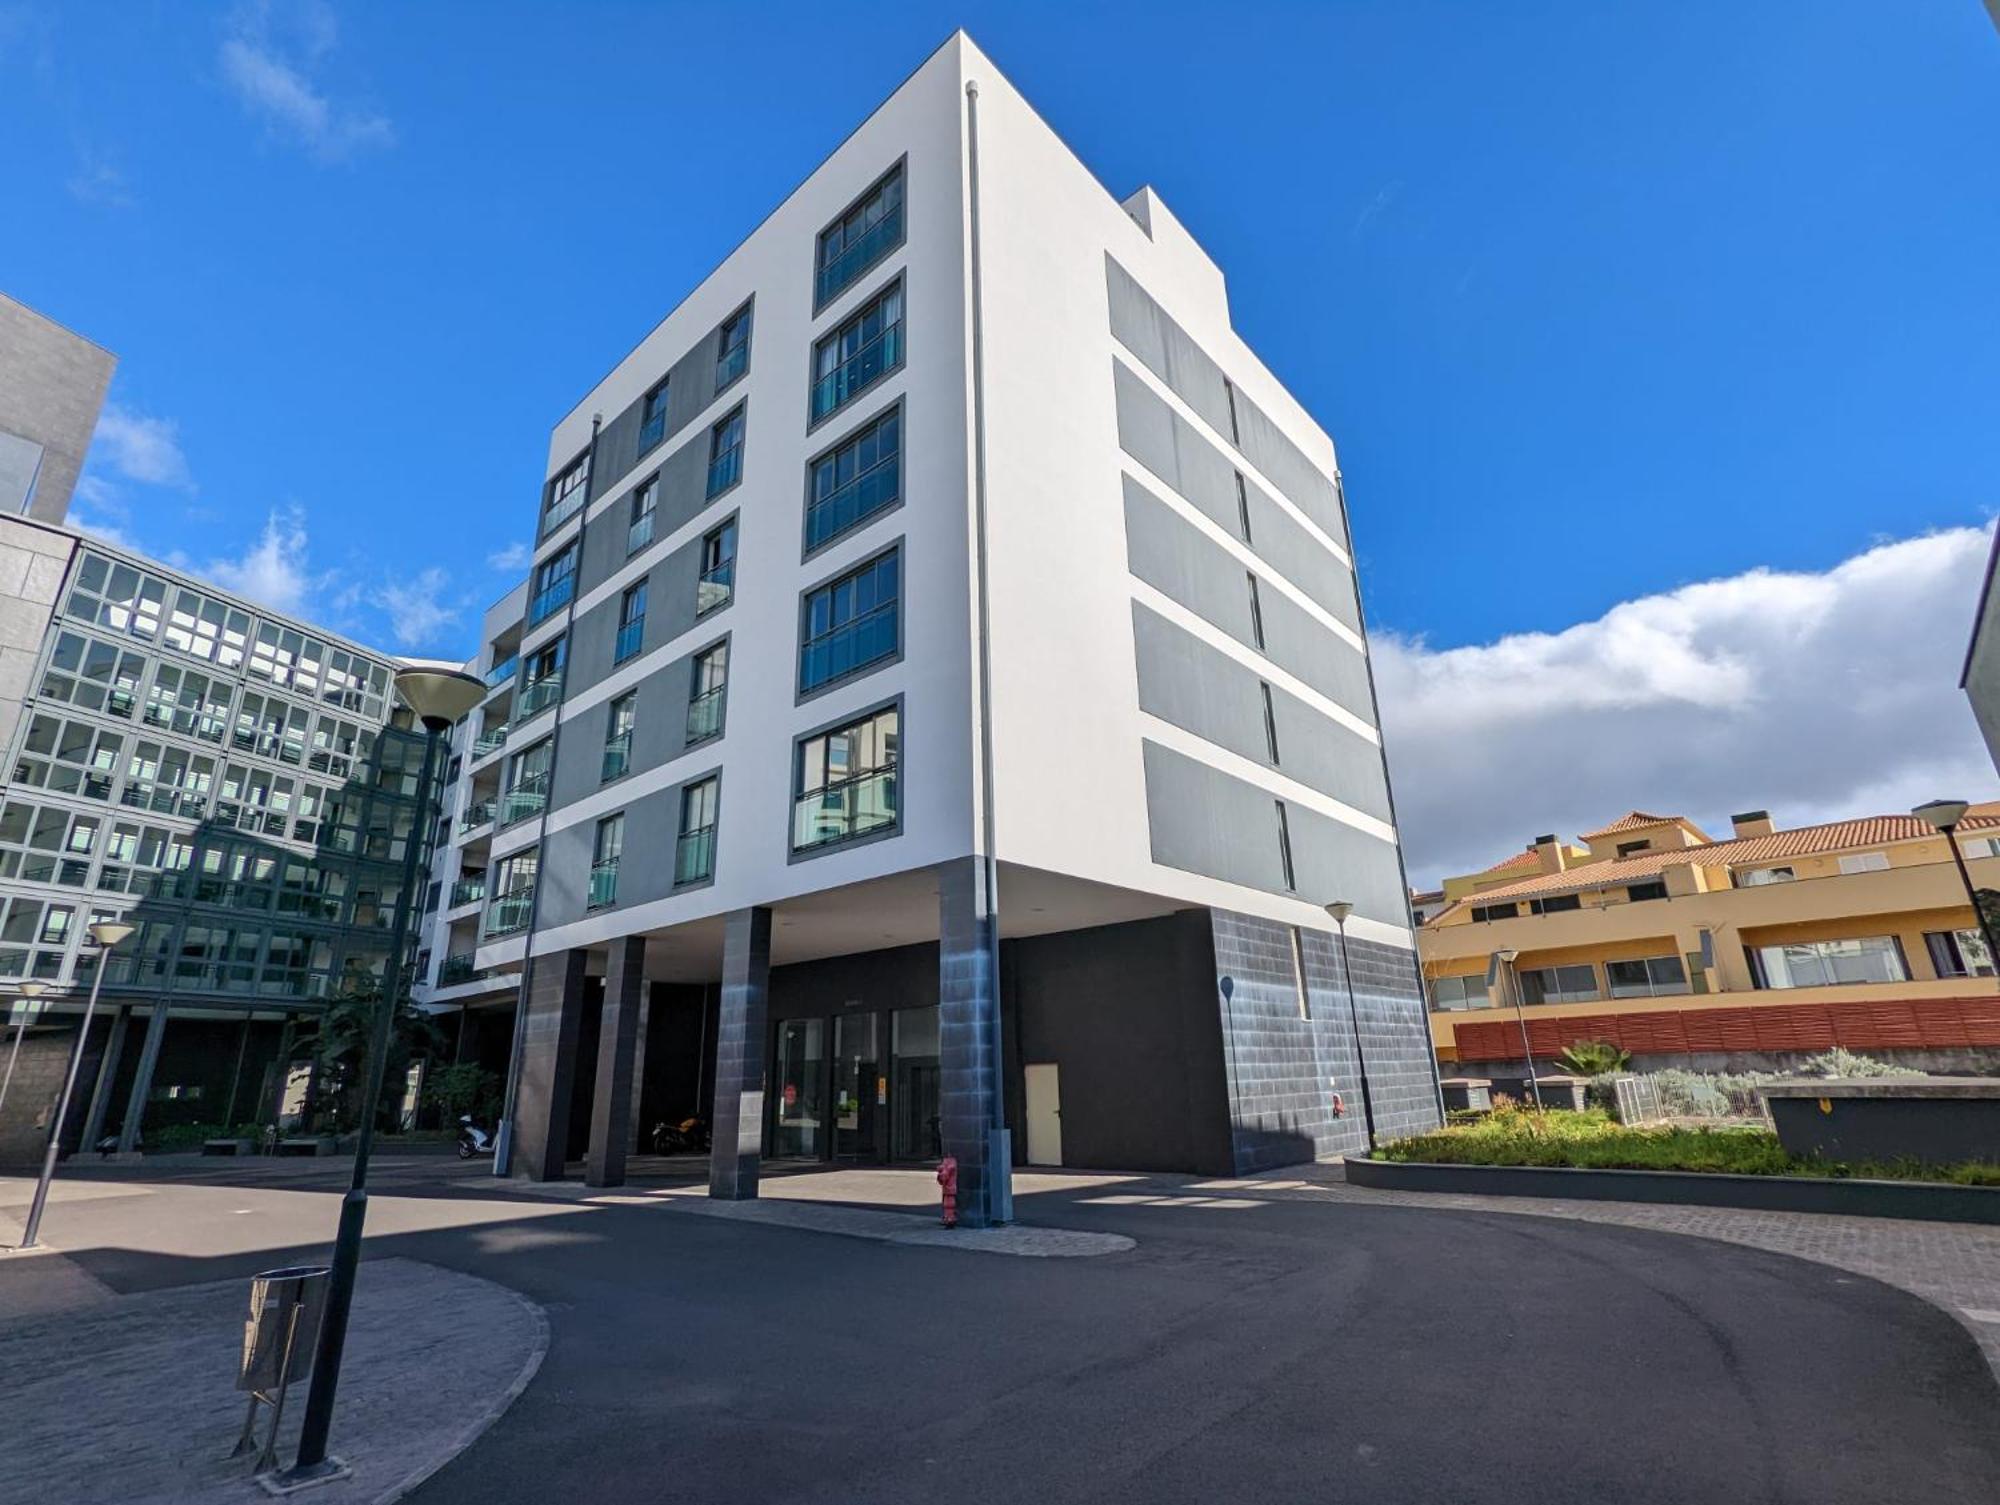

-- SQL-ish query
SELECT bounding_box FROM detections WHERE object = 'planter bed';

[1344,1155,2000,1225]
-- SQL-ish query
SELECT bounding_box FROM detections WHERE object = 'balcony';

[541,486,586,538]
[472,725,508,759]
[485,656,518,689]
[601,731,632,783]
[675,826,716,886]
[637,406,666,457]
[588,860,620,911]
[439,953,478,986]
[483,887,535,938]
[696,559,734,617]
[815,203,904,307]
[527,573,575,626]
[685,685,724,744]
[706,443,743,498]
[614,618,645,665]
[500,784,547,828]
[810,322,903,424]
[792,768,896,852]
[516,674,563,720]
[805,452,900,553]
[449,875,486,908]
[627,510,655,557]
[716,341,748,390]
[463,797,497,831]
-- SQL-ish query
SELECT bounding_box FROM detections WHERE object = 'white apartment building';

[416,34,1439,1222]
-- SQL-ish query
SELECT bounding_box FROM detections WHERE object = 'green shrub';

[142,1120,267,1153]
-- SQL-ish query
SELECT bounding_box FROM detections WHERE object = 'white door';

[1024,1062,1062,1167]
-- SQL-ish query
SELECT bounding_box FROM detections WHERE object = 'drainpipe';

[494,414,600,1177]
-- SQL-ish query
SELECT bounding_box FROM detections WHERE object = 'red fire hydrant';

[936,1154,959,1228]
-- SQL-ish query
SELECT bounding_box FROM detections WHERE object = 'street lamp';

[1912,798,2000,982]
[19,922,135,1249]
[0,980,51,1121]
[1493,946,1544,1110]
[1323,902,1378,1146]
[281,661,483,1487]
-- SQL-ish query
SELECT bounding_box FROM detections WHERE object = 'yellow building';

[1419,805,2000,1072]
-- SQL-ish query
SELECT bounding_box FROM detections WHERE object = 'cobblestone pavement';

[0,1256,546,1505]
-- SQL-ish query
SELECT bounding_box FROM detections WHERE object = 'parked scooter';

[650,1115,710,1155]
[457,1115,497,1159]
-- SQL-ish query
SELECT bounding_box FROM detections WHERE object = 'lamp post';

[1323,902,1378,1146]
[1494,946,1544,1110]
[280,662,483,1487]
[1912,798,2000,981]
[0,980,51,1121]
[19,922,135,1249]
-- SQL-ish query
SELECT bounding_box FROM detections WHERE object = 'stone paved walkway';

[0,1257,547,1505]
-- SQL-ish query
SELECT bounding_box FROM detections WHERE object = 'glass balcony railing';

[485,656,518,689]
[614,619,645,664]
[815,204,904,306]
[638,407,667,457]
[439,953,478,986]
[483,888,535,938]
[471,725,508,758]
[527,573,575,626]
[675,826,716,886]
[696,559,734,617]
[588,860,620,911]
[627,510,655,557]
[601,731,632,783]
[716,341,748,389]
[685,685,724,744]
[449,876,486,908]
[810,322,903,423]
[799,602,897,695]
[706,443,743,498]
[516,674,563,719]
[542,486,586,538]
[463,797,497,830]
[500,784,547,827]
[805,453,900,552]
[792,768,897,852]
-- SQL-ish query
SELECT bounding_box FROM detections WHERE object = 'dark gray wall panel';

[1267,690,1391,823]
[1244,482,1360,633]
[1141,740,1290,895]
[551,631,726,814]
[1234,390,1345,543]
[1113,362,1239,534]
[566,529,712,702]
[1258,587,1374,725]
[1104,255,1233,436]
[1281,797,1407,928]
[587,304,750,506]
[581,425,712,595]
[536,770,716,929]
[1122,476,1256,644]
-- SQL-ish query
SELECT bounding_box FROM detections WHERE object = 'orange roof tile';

[1578,810,1695,840]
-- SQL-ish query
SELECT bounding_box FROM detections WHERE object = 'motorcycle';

[650,1115,710,1155]
[457,1114,497,1159]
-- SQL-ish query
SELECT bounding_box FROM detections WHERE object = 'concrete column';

[115,1000,170,1154]
[78,1004,130,1153]
[267,1013,297,1125]
[587,936,645,1187]
[708,906,770,1201]
[513,949,588,1182]
[938,857,1006,1227]
[625,987,651,1156]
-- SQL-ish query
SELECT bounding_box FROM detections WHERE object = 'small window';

[589,814,623,910]
[1471,902,1518,923]
[1837,851,1890,875]
[615,580,648,665]
[810,282,903,423]
[1615,839,1650,857]
[697,520,736,616]
[815,163,905,307]
[687,643,727,745]
[716,306,751,389]
[676,777,719,886]
[799,549,899,694]
[1738,866,1796,887]
[1530,893,1582,914]
[602,692,636,783]
[707,407,744,498]
[1626,880,1668,902]
[805,407,900,552]
[639,379,671,456]
[628,477,659,557]
[793,705,898,852]
[1275,801,1296,892]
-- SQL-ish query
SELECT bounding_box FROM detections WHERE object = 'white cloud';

[371,568,462,650]
[218,1,393,164]
[89,401,193,491]
[1374,526,2000,887]
[485,540,531,573]
[203,506,315,615]
[68,152,135,210]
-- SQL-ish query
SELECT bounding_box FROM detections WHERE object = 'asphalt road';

[9,1161,1999,1503]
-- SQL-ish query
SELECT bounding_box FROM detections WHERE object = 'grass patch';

[1375,1105,2000,1187]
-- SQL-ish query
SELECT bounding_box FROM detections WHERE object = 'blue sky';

[3,1,1997,877]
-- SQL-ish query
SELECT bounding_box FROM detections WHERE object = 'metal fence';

[1609,1071,1773,1127]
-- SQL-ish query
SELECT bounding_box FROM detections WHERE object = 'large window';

[793,705,898,852]
[698,520,736,616]
[615,580,648,665]
[485,849,538,937]
[1606,955,1690,998]
[1753,936,1908,989]
[810,282,903,423]
[1430,974,1490,1012]
[1518,964,1599,1004]
[677,777,718,886]
[687,643,727,745]
[544,453,590,535]
[1925,929,1996,979]
[799,549,899,695]
[707,407,745,498]
[590,814,623,910]
[528,544,578,625]
[815,163,905,307]
[806,407,900,552]
[603,692,636,782]
[716,306,751,389]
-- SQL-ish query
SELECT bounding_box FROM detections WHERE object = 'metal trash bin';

[232,1265,329,1471]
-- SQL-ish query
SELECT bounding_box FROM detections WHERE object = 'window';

[1275,801,1296,892]
[799,549,899,694]
[1529,893,1582,914]
[1471,902,1518,922]
[697,520,736,615]
[615,580,648,664]
[793,705,898,852]
[1430,974,1490,1012]
[544,453,590,534]
[1837,851,1891,875]
[1925,929,1997,979]
[1738,866,1795,887]
[484,849,538,937]
[1615,839,1650,857]
[677,777,718,886]
[502,740,551,827]
[806,407,900,552]
[707,407,744,498]
[1289,927,1309,1019]
[1518,964,1599,1004]
[589,814,624,910]
[816,163,905,307]
[602,692,636,782]
[1963,836,2000,860]
[1626,880,1668,902]
[628,476,659,556]
[528,544,578,625]
[639,379,671,457]
[687,643,727,744]
[1606,955,1690,998]
[517,636,566,718]
[716,305,751,388]
[1753,936,1908,989]
[810,282,903,423]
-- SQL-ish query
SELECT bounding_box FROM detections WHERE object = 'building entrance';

[768,1002,939,1165]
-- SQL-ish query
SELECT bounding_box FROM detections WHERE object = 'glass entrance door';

[832,1013,881,1160]
[892,1004,940,1162]
[771,1018,826,1159]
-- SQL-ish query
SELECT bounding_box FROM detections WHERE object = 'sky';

[2,0,1997,883]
